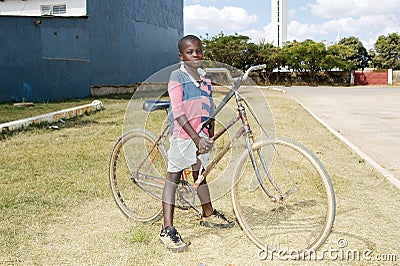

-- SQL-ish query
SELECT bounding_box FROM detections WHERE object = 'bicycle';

[108,64,336,253]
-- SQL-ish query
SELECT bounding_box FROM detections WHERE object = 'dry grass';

[1,91,400,265]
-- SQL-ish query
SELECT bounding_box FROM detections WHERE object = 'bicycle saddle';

[142,99,170,112]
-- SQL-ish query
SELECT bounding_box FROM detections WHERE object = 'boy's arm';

[168,76,213,152]
[176,115,213,153]
[176,115,200,146]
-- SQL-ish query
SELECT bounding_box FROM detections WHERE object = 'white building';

[271,0,287,47]
[0,0,86,16]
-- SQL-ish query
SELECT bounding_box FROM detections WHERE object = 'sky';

[184,0,400,50]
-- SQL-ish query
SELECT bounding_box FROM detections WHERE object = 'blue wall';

[0,0,183,102]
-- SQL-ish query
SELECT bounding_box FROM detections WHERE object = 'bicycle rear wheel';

[109,129,167,222]
[232,138,335,255]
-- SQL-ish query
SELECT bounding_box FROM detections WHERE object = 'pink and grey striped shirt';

[168,65,214,139]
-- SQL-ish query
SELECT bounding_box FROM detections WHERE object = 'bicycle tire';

[109,128,167,222]
[232,138,335,255]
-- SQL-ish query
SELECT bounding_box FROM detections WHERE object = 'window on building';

[40,5,52,15]
[40,4,67,16]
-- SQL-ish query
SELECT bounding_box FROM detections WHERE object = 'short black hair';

[178,35,202,53]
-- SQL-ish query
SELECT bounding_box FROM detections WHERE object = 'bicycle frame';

[195,89,278,201]
[136,64,281,202]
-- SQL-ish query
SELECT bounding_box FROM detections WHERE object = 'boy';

[159,35,234,252]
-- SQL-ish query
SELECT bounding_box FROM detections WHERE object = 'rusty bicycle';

[108,64,336,253]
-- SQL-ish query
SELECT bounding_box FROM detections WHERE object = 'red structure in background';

[354,70,388,85]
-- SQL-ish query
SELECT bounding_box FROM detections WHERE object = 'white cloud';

[302,1,400,49]
[239,23,276,44]
[330,14,400,49]
[183,1,399,50]
[239,21,327,46]
[306,0,400,18]
[286,14,400,49]
[288,9,297,18]
[184,4,258,33]
[288,20,328,41]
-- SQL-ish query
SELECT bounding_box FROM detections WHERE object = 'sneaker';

[200,209,235,229]
[159,226,190,252]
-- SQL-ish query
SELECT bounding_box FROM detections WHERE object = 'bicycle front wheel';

[109,129,167,222]
[232,138,335,254]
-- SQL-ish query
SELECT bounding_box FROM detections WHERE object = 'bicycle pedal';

[177,205,191,210]
[189,212,202,219]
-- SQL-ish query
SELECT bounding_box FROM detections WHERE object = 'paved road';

[282,86,400,180]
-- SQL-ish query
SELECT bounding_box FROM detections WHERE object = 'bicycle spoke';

[232,138,335,253]
[109,129,167,222]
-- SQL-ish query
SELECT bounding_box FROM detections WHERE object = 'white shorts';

[167,132,210,173]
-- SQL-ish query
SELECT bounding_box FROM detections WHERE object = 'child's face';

[179,39,204,69]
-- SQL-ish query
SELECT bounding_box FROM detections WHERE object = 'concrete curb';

[213,85,288,94]
[0,100,104,133]
[240,85,288,95]
[288,94,400,190]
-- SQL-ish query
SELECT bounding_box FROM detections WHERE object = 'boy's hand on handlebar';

[198,137,214,154]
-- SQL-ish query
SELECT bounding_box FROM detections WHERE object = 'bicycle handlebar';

[241,64,266,81]
[201,64,267,131]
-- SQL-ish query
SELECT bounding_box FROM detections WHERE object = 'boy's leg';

[162,171,182,227]
[160,170,190,252]
[191,160,213,217]
[192,159,235,228]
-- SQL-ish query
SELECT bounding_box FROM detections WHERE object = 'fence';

[354,70,388,85]
[251,70,400,87]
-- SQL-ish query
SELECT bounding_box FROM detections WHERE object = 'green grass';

[129,226,152,243]
[0,99,88,124]
[1,91,400,265]
[0,94,136,124]
[0,97,126,253]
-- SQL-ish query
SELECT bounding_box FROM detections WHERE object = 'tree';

[202,33,253,70]
[257,40,282,73]
[281,40,327,84]
[281,40,304,72]
[302,40,327,74]
[325,43,354,71]
[338,36,369,70]
[202,33,279,72]
[371,32,400,70]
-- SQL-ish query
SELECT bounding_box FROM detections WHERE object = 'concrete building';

[271,0,287,47]
[0,0,183,102]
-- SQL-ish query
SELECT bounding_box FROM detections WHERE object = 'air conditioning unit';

[40,5,52,15]
[40,4,66,16]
